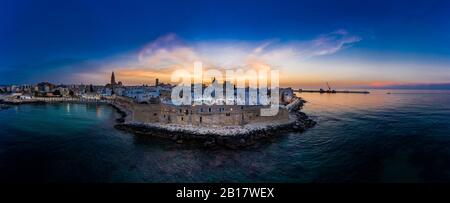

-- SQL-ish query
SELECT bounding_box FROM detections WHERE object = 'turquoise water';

[0,90,450,182]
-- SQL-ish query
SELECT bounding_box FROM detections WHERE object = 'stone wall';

[114,96,290,127]
[158,104,289,127]
[133,103,161,123]
[114,96,161,123]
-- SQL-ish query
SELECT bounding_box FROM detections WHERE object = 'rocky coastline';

[1,95,316,149]
[109,103,130,123]
[114,99,316,149]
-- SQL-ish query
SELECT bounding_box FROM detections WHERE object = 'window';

[226,113,230,116]
[200,108,203,112]
[208,108,211,112]
[241,106,244,110]
[181,117,184,121]
[185,109,189,115]
[179,109,182,113]
[153,113,157,116]
[200,116,202,123]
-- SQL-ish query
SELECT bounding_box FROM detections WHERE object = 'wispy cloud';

[137,33,199,69]
[252,29,361,63]
[68,30,362,85]
[307,29,362,57]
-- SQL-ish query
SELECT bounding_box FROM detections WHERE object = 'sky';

[1,0,450,89]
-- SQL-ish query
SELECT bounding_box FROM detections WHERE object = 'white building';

[54,87,70,96]
[81,93,100,100]
[123,86,160,103]
[20,95,32,100]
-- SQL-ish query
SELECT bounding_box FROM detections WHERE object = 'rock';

[112,96,316,149]
[203,140,216,147]
[170,134,178,141]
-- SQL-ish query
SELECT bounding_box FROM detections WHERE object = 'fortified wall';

[158,104,290,127]
[113,96,290,127]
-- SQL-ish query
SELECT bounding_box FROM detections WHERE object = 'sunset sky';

[1,0,450,89]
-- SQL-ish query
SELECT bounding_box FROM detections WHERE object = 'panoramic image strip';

[1,0,450,200]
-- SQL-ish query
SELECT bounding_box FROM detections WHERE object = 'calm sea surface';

[1,90,450,182]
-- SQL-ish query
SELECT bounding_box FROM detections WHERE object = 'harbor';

[0,92,316,149]
[2,90,450,182]
[296,89,370,94]
[0,72,316,149]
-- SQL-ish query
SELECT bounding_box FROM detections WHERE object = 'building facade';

[116,96,290,127]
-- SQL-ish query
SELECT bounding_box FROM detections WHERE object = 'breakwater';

[115,111,315,149]
[296,89,370,94]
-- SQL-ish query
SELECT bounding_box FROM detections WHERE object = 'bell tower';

[111,72,116,85]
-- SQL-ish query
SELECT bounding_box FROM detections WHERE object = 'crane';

[326,82,331,92]
[326,82,336,93]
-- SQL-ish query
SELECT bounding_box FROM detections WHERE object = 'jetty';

[295,82,370,94]
[295,89,370,94]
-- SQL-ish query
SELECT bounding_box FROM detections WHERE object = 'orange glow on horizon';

[369,81,404,88]
[108,67,409,88]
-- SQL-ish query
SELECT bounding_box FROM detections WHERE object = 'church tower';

[111,72,116,85]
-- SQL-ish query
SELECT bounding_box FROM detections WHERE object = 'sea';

[0,89,450,182]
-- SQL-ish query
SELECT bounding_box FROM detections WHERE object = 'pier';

[295,89,370,94]
[294,82,369,94]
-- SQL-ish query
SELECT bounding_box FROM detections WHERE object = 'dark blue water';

[0,90,450,182]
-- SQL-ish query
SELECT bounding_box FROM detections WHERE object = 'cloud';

[70,30,362,85]
[138,33,199,69]
[252,29,361,63]
[308,30,361,57]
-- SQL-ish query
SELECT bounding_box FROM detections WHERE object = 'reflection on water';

[0,91,450,183]
[66,103,71,114]
[96,105,103,118]
[299,89,450,113]
[298,90,450,182]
